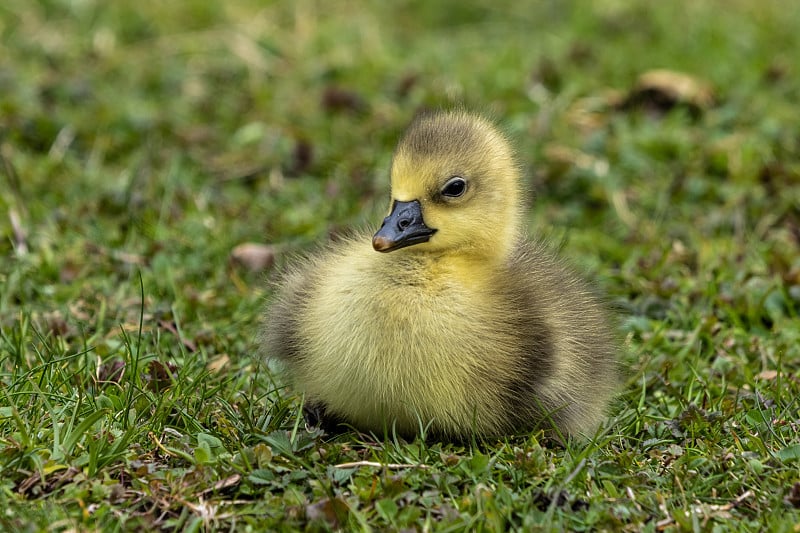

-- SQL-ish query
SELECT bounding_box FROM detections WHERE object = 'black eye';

[441,177,467,198]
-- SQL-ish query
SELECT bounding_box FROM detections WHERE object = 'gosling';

[264,110,617,440]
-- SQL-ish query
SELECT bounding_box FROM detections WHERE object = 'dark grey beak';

[372,200,437,252]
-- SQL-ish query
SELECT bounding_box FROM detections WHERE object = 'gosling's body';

[265,111,617,439]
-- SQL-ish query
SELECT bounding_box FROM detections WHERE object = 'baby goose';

[264,110,617,440]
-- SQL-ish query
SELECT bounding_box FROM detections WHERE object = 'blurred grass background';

[1,0,799,530]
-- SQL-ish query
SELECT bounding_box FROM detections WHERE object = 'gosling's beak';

[372,200,437,252]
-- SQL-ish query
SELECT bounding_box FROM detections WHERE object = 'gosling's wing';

[262,252,317,364]
[512,238,617,359]
[506,239,619,434]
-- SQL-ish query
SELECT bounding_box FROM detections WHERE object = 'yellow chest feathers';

[292,244,522,436]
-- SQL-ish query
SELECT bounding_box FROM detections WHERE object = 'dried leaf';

[621,69,715,116]
[144,360,177,392]
[59,261,81,283]
[43,311,69,337]
[200,474,241,496]
[230,243,275,272]
[17,466,81,497]
[8,208,28,254]
[786,482,800,508]
[305,497,348,528]
[530,57,562,92]
[321,86,367,114]
[756,370,779,381]
[289,138,314,176]
[207,354,230,373]
[158,319,197,352]
[97,360,126,384]
[396,72,419,99]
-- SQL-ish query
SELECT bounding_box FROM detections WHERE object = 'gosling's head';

[373,111,524,260]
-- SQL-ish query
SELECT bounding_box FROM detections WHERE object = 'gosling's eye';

[441,176,467,198]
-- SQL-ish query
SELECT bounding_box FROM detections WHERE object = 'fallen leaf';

[200,474,241,496]
[530,57,562,92]
[158,319,197,352]
[305,497,348,528]
[763,60,789,84]
[230,243,275,272]
[207,354,230,373]
[756,370,779,380]
[321,86,367,114]
[17,466,81,497]
[111,250,147,266]
[786,482,800,508]
[8,208,28,254]
[620,69,715,117]
[43,310,69,337]
[396,72,419,99]
[289,138,314,176]
[97,360,126,384]
[144,360,177,392]
[59,261,82,282]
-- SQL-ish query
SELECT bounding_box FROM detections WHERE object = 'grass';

[1,0,799,530]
